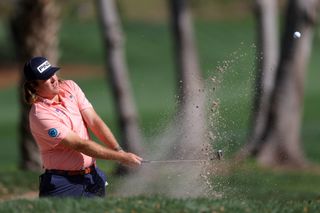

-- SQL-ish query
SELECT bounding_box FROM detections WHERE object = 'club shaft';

[142,159,209,164]
[142,150,223,164]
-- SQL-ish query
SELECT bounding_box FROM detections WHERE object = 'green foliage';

[0,21,15,62]
[59,20,104,64]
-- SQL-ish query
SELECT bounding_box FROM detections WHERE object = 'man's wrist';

[113,146,123,152]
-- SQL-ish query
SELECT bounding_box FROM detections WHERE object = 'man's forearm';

[75,138,123,161]
[59,131,142,167]
[90,117,122,150]
[81,108,122,150]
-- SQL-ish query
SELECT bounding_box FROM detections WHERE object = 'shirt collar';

[36,89,66,106]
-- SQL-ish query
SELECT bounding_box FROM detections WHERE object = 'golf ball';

[293,31,301,39]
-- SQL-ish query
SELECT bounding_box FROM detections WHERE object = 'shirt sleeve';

[68,80,93,111]
[30,111,69,149]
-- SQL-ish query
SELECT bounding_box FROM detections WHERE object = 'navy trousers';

[39,166,107,198]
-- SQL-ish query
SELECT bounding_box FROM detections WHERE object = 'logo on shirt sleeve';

[48,128,58,138]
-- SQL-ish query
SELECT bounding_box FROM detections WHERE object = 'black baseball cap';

[24,56,60,81]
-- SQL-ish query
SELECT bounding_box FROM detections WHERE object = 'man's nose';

[50,75,56,82]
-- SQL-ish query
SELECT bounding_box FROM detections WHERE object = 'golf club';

[142,150,223,164]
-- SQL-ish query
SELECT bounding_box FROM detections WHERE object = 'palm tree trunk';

[169,0,206,159]
[11,0,60,171]
[95,0,143,174]
[257,0,319,167]
[238,0,279,158]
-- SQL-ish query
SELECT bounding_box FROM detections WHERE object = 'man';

[23,56,143,197]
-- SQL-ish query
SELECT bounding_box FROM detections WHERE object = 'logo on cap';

[37,60,51,73]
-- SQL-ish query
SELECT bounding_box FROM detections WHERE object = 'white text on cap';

[37,60,51,73]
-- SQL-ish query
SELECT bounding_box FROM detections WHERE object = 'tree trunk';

[95,0,143,173]
[257,0,319,167]
[239,0,279,158]
[10,0,60,171]
[169,0,206,159]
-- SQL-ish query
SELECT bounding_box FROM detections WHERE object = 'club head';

[216,149,223,160]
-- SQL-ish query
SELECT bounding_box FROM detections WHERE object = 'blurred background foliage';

[0,0,257,63]
[0,0,319,167]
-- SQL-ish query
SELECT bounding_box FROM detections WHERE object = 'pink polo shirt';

[29,80,95,170]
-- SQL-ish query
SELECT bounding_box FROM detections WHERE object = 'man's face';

[36,74,60,99]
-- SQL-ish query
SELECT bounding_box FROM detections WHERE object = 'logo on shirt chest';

[55,108,64,116]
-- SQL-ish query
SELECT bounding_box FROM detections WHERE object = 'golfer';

[23,56,143,197]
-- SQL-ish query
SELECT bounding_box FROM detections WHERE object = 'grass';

[0,86,19,170]
[0,171,38,198]
[59,20,104,64]
[1,16,320,212]
[1,196,320,213]
[214,162,320,201]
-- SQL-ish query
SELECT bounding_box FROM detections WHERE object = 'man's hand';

[118,152,143,167]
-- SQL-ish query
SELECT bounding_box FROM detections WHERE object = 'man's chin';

[53,87,60,94]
